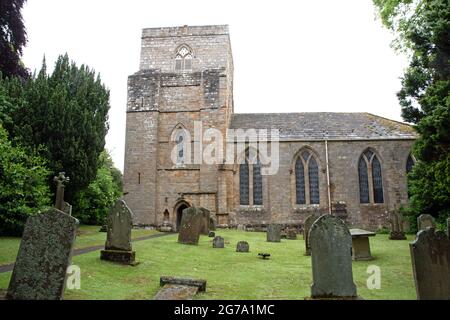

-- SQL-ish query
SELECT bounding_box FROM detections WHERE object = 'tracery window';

[295,150,320,205]
[174,45,193,71]
[359,149,384,204]
[239,149,263,206]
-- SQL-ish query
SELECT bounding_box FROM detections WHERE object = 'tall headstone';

[53,172,69,211]
[266,224,281,242]
[389,211,406,240]
[303,214,318,256]
[178,207,203,245]
[310,215,357,299]
[100,200,136,264]
[199,207,211,235]
[410,228,450,299]
[417,214,435,232]
[6,208,78,300]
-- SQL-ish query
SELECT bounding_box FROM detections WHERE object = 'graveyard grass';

[0,229,416,300]
[0,225,159,266]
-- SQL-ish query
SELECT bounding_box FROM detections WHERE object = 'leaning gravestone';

[199,207,211,235]
[410,228,450,299]
[100,200,136,265]
[236,241,250,252]
[417,214,435,232]
[303,214,318,256]
[266,224,282,242]
[6,208,78,300]
[213,236,225,248]
[309,215,357,299]
[178,207,203,245]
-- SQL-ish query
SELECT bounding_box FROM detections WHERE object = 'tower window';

[174,45,193,71]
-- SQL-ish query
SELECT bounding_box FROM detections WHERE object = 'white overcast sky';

[21,0,408,172]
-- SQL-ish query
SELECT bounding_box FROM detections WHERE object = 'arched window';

[174,45,193,71]
[359,149,384,204]
[239,149,263,206]
[406,154,415,174]
[176,132,185,165]
[294,149,320,205]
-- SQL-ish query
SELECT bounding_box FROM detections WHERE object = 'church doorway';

[174,201,190,231]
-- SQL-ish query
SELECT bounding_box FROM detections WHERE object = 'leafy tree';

[0,0,28,78]
[0,124,51,236]
[2,54,110,202]
[73,150,123,225]
[373,0,450,229]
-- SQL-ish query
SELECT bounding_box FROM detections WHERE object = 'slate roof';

[229,112,417,140]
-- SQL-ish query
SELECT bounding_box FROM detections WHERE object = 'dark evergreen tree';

[373,0,450,230]
[0,0,28,78]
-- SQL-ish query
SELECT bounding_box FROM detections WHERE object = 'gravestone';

[266,224,281,242]
[178,207,203,245]
[209,217,216,231]
[236,241,249,252]
[100,199,136,265]
[410,228,450,299]
[199,207,211,235]
[303,214,318,256]
[417,214,435,232]
[389,211,406,240]
[309,214,357,299]
[208,231,215,238]
[6,208,78,300]
[53,172,69,211]
[286,228,297,240]
[213,236,224,248]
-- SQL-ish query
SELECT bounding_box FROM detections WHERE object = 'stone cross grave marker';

[303,214,318,256]
[417,214,435,232]
[53,172,69,211]
[100,199,136,265]
[410,228,450,299]
[309,214,357,299]
[266,224,281,242]
[6,208,78,300]
[178,207,203,245]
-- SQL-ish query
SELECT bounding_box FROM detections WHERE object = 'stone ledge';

[160,276,207,292]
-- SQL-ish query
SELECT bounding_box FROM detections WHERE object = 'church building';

[123,25,417,231]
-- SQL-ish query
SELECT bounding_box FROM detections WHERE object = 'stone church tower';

[123,25,233,229]
[124,24,417,231]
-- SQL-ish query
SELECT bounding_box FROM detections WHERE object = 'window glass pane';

[364,150,373,160]
[302,150,310,162]
[359,157,370,203]
[309,157,320,204]
[239,163,249,205]
[253,160,263,205]
[372,156,384,203]
[184,57,192,70]
[175,58,182,71]
[295,158,306,204]
[406,154,415,173]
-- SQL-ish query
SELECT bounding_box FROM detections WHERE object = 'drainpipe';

[325,140,332,214]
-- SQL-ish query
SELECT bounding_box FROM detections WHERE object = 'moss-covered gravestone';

[100,200,136,265]
[417,214,435,232]
[6,208,78,300]
[178,207,203,245]
[410,228,450,299]
[310,214,357,299]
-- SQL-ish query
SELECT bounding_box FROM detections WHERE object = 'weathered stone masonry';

[123,25,417,231]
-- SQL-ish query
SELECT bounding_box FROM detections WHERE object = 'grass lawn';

[0,229,416,300]
[0,225,159,266]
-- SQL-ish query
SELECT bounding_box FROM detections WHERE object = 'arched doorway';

[174,201,190,231]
